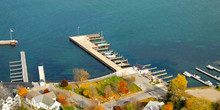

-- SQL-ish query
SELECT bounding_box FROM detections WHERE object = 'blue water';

[0,0,219,87]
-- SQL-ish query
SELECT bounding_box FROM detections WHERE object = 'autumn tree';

[42,88,50,94]
[126,104,135,110]
[61,78,68,87]
[89,85,98,98]
[19,87,28,97]
[120,81,129,93]
[94,105,105,110]
[112,83,120,95]
[168,74,187,98]
[73,68,90,83]
[56,93,68,106]
[104,85,114,98]
[186,97,212,110]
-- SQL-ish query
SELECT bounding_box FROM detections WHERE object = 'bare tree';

[73,68,90,83]
[104,85,114,98]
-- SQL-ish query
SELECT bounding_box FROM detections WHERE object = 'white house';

[26,91,60,110]
[143,101,164,110]
[0,86,21,110]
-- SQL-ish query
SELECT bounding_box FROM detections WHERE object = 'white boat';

[205,80,213,86]
[104,51,112,55]
[183,71,192,77]
[193,74,201,79]
[206,65,214,70]
[106,54,116,58]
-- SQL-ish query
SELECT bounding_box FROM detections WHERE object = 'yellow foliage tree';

[73,69,90,83]
[83,90,89,96]
[168,74,187,98]
[186,97,212,110]
[19,87,28,97]
[94,105,104,110]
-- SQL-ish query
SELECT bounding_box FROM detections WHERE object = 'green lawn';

[74,76,142,101]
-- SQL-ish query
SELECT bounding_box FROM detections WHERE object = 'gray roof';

[34,95,55,107]
[0,87,13,100]
[26,91,41,100]
[1,82,33,89]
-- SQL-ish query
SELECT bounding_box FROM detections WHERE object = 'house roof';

[143,101,165,110]
[34,95,55,107]
[0,87,13,100]
[26,91,41,100]
[0,82,33,89]
[45,91,56,99]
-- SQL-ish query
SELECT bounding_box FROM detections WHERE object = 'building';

[26,91,60,110]
[143,101,164,110]
[0,87,21,110]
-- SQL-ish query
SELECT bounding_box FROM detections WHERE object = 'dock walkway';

[70,35,122,72]
[195,67,220,82]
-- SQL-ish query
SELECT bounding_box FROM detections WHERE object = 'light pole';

[78,26,80,35]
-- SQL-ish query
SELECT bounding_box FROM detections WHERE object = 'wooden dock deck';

[38,66,46,81]
[70,35,122,72]
[195,67,220,82]
[0,40,18,45]
[20,51,29,82]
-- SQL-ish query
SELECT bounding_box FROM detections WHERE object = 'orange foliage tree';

[42,88,50,94]
[94,105,104,110]
[120,81,129,93]
[56,93,68,106]
[19,87,28,97]
[161,103,173,110]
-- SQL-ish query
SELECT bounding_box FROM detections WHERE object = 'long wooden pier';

[70,35,122,72]
[195,67,220,82]
[9,51,29,82]
[21,51,28,82]
[0,40,18,45]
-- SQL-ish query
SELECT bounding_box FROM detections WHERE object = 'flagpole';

[10,28,12,40]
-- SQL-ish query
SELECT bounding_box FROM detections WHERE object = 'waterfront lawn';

[74,76,142,102]
[56,84,73,91]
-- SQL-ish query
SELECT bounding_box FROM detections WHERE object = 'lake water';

[0,0,219,87]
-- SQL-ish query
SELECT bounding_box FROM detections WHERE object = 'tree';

[94,105,104,110]
[42,88,50,94]
[120,81,129,93]
[61,78,68,87]
[19,87,28,97]
[126,104,135,110]
[56,93,68,106]
[186,97,212,110]
[73,68,90,83]
[112,83,120,95]
[83,90,89,96]
[89,85,98,98]
[161,103,173,110]
[168,74,187,98]
[104,85,114,98]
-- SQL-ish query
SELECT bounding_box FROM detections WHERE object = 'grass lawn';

[56,84,73,91]
[74,76,142,102]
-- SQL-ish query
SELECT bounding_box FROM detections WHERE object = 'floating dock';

[0,40,18,45]
[206,65,220,73]
[70,35,122,72]
[195,67,220,82]
[183,71,213,86]
[9,51,29,82]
